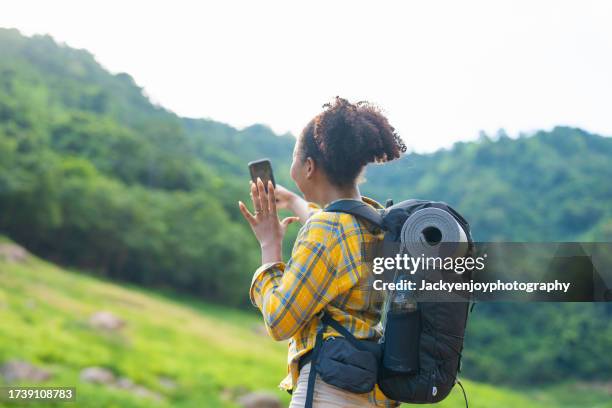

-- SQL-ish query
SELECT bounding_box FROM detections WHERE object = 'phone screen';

[248,159,275,191]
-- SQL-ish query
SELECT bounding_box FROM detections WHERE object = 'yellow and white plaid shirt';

[249,197,399,407]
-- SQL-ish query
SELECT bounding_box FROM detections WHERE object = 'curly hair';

[300,97,406,187]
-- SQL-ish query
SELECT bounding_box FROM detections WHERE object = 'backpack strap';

[325,199,385,230]
[325,199,395,341]
[321,313,366,350]
[304,316,326,408]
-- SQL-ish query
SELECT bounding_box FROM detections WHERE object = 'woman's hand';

[273,184,299,210]
[238,178,299,263]
[273,184,312,224]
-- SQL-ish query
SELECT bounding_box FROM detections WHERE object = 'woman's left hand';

[238,178,299,263]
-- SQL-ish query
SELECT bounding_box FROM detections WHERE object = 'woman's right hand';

[272,184,312,224]
[273,184,299,210]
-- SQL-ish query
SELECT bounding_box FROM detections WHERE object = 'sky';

[1,0,611,152]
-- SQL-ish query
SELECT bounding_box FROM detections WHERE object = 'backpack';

[303,198,474,408]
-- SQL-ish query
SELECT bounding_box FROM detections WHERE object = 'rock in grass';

[158,376,177,390]
[89,311,125,331]
[0,243,28,263]
[0,360,52,382]
[117,377,162,400]
[238,392,282,408]
[80,367,115,384]
[116,377,135,389]
[81,370,162,400]
[130,384,162,401]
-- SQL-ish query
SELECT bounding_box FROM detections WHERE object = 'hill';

[2,27,612,301]
[1,239,611,408]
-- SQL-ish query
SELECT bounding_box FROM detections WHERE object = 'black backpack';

[303,199,474,407]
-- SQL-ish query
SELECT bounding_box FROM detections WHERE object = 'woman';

[238,97,406,407]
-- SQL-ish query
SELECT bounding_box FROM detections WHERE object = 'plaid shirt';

[249,197,399,407]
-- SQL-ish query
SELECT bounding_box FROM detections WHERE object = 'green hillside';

[1,240,610,408]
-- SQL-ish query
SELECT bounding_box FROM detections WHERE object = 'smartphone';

[248,159,276,192]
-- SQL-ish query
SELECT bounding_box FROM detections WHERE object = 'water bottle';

[383,275,421,374]
[392,278,418,313]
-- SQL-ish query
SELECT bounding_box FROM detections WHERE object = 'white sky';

[1,0,611,152]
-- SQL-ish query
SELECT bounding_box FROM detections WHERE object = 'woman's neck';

[316,184,361,208]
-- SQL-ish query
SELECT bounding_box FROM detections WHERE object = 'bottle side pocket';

[382,309,421,374]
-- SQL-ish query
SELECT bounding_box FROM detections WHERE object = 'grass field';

[0,238,610,408]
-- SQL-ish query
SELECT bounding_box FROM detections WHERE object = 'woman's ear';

[305,157,315,179]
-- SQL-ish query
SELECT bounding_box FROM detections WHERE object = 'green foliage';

[0,28,269,307]
[363,127,612,241]
[464,303,612,385]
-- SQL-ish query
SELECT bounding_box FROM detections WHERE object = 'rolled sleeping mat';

[400,207,469,258]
